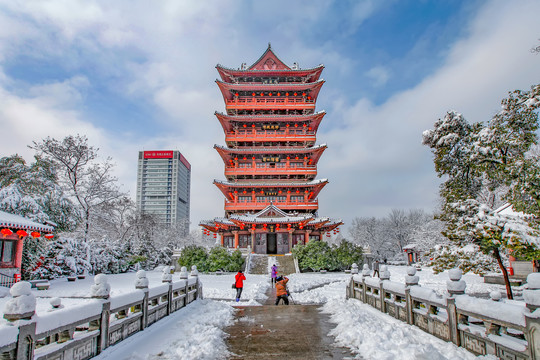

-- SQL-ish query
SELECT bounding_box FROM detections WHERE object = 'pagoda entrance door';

[267,233,277,254]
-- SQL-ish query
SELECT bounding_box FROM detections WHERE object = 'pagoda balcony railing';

[225,129,316,142]
[224,199,318,211]
[225,97,315,110]
[224,164,317,176]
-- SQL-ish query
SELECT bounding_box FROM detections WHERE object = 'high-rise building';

[136,150,191,234]
[200,44,342,254]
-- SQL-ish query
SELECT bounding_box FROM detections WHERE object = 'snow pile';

[162,266,173,283]
[94,299,235,360]
[455,295,526,327]
[3,281,35,317]
[35,300,103,334]
[322,298,488,360]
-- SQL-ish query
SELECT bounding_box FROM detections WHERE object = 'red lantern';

[286,156,290,160]
[295,124,298,127]
[44,234,54,239]
[278,190,282,194]
[308,127,312,131]
[286,124,289,127]
[277,92,281,96]
[260,92,264,96]
[260,190,264,194]
[234,190,238,194]
[287,190,291,194]
[243,157,247,160]
[243,190,247,194]
[31,231,41,238]
[303,124,307,127]
[234,157,238,161]
[296,190,300,194]
[252,124,256,128]
[1,229,13,237]
[243,124,247,128]
[252,92,255,96]
[307,96,311,100]
[268,92,272,96]
[16,230,28,238]
[302,93,306,97]
[295,156,299,160]
[286,93,289,96]
[235,93,239,97]
[294,92,297,96]
[252,157,256,160]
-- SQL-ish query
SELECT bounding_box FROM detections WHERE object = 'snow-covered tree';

[423,83,540,299]
[30,135,125,264]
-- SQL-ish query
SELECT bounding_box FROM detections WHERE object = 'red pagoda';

[200,44,342,254]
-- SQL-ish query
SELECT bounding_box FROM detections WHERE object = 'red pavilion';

[200,44,342,254]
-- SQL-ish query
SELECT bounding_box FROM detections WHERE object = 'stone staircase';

[271,255,297,276]
[247,254,297,275]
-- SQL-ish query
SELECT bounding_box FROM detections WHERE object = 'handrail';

[0,272,16,288]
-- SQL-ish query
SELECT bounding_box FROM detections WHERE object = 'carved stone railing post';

[524,273,540,359]
[16,322,36,360]
[135,270,149,329]
[446,269,465,347]
[190,265,200,300]
[351,263,359,275]
[179,266,189,306]
[91,274,111,299]
[404,267,418,325]
[97,299,111,354]
[162,266,173,283]
[379,265,390,313]
[4,281,36,321]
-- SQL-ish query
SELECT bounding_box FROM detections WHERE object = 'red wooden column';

[14,238,24,271]
[304,230,311,245]
[220,233,224,247]
[233,231,239,249]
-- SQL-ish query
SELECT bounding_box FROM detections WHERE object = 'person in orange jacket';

[235,270,246,302]
[275,275,289,305]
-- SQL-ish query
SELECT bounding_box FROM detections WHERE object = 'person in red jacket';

[235,270,246,302]
[275,276,289,305]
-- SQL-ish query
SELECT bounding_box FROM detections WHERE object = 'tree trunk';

[493,247,513,300]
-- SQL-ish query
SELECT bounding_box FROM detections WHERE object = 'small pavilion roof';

[0,210,55,232]
[216,79,325,102]
[215,111,326,133]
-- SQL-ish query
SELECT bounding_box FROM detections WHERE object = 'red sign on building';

[143,151,173,159]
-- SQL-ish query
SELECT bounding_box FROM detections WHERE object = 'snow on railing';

[0,268,202,360]
[347,267,540,359]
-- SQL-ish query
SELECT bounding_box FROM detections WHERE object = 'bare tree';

[30,135,124,262]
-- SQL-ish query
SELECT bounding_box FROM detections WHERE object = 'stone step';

[271,254,297,276]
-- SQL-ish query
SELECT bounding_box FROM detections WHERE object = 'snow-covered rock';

[190,265,199,277]
[351,263,359,275]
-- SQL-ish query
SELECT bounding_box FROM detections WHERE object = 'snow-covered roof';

[213,144,327,153]
[0,211,55,232]
[215,111,326,120]
[214,178,327,187]
[402,243,417,250]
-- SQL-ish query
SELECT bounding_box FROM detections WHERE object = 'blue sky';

[1,0,539,231]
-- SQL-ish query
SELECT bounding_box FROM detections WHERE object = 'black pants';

[271,277,276,287]
[236,287,243,299]
[373,270,379,277]
[275,295,289,305]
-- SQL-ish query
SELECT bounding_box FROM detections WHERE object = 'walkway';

[225,287,357,359]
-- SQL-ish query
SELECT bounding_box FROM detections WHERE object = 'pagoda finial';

[268,42,272,49]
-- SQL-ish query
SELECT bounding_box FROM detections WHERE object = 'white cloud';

[0,0,539,232]
[365,66,390,87]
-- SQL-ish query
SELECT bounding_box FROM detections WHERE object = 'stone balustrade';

[0,268,202,360]
[346,267,540,359]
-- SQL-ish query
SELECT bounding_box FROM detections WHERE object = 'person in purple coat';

[271,264,278,287]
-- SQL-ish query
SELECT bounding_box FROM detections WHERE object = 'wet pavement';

[225,288,357,359]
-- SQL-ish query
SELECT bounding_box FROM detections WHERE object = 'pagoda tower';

[200,44,342,254]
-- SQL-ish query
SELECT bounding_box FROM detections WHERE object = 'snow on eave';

[0,210,55,232]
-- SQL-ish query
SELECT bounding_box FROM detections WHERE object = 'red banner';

[144,151,173,159]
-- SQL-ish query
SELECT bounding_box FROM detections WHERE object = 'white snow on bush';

[93,299,235,360]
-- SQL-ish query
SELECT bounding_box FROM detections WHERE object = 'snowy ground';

[1,266,509,359]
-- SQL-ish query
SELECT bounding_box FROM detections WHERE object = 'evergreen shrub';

[292,239,363,272]
[177,245,244,272]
